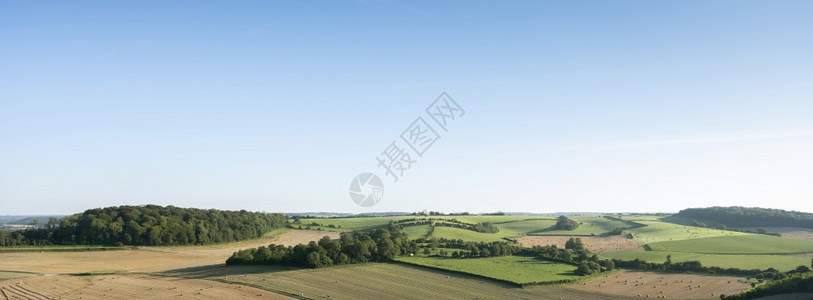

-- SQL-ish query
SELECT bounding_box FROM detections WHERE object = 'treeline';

[611,255,811,277]
[391,218,499,233]
[721,271,813,300]
[0,205,286,246]
[524,238,615,275]
[413,237,520,258]
[677,206,813,228]
[227,228,411,268]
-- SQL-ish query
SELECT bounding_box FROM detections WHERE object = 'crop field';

[646,235,813,254]
[0,229,338,274]
[0,274,292,299]
[627,221,749,244]
[568,271,751,299]
[737,227,813,241]
[395,255,580,285]
[600,251,813,271]
[203,263,631,300]
[514,235,644,253]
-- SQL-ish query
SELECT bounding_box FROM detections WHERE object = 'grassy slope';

[627,220,749,244]
[394,256,580,285]
[646,235,813,254]
[600,251,811,271]
[530,216,630,236]
[401,225,432,240]
[495,219,557,237]
[430,226,506,242]
[296,216,415,232]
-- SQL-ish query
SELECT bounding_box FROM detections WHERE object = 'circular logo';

[349,172,384,207]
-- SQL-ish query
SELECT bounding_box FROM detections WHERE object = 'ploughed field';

[514,235,644,253]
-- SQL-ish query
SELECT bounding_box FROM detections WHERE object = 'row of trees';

[677,206,813,228]
[722,271,813,300]
[226,229,411,268]
[610,255,811,277]
[0,205,286,246]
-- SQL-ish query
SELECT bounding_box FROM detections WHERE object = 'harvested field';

[0,274,293,299]
[762,227,813,241]
[181,263,635,300]
[567,271,751,299]
[0,230,339,274]
[514,235,644,253]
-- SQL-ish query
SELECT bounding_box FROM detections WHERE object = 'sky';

[1,1,812,215]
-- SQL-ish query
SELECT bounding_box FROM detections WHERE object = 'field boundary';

[0,246,131,253]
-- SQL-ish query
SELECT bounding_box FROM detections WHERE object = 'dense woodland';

[677,206,813,228]
[0,205,286,246]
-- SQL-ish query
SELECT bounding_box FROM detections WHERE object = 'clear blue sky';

[2,1,812,215]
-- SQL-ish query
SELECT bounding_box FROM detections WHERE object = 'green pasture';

[395,255,580,285]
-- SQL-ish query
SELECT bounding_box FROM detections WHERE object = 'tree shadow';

[154,264,303,280]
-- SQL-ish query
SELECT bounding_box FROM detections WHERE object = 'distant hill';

[4,216,64,226]
[283,212,412,218]
[676,206,813,228]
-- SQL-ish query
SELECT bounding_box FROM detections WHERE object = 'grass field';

[530,216,632,236]
[646,235,813,254]
[395,255,580,285]
[430,226,505,242]
[401,224,432,239]
[627,220,749,244]
[600,251,812,271]
[494,219,557,237]
[453,216,548,224]
[295,215,416,232]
